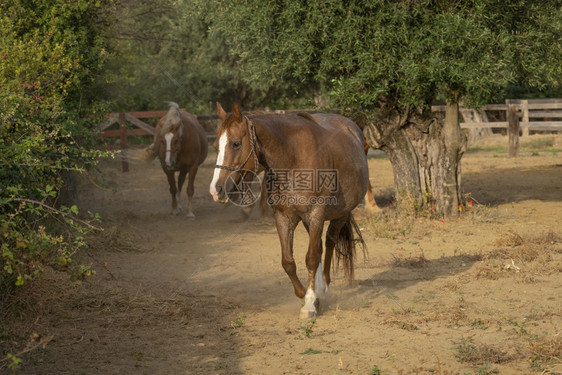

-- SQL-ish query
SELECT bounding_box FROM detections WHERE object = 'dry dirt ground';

[2,135,562,375]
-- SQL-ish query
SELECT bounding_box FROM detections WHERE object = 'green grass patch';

[467,145,507,154]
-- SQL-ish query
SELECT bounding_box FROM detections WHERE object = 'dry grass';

[365,212,415,240]
[391,252,429,269]
[86,224,144,253]
[467,202,512,224]
[383,318,418,331]
[477,231,561,281]
[529,334,562,372]
[453,337,517,365]
[0,265,233,370]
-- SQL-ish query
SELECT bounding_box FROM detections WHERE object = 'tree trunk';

[363,102,466,218]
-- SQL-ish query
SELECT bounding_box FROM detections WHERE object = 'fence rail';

[99,110,221,172]
[101,99,562,171]
[432,98,562,132]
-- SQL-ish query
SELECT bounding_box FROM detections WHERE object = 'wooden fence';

[99,110,219,172]
[101,99,562,171]
[432,99,562,131]
[432,98,562,156]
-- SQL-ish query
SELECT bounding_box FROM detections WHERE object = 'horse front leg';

[166,171,179,214]
[258,172,270,217]
[175,169,188,216]
[300,215,325,319]
[184,166,197,218]
[274,211,305,301]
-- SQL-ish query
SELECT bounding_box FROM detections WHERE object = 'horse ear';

[217,102,227,121]
[232,103,242,121]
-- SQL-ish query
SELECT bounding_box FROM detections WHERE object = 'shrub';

[0,0,113,300]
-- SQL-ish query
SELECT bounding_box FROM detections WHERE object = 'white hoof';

[185,211,195,219]
[299,289,319,319]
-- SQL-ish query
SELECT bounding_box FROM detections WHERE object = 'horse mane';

[161,102,183,136]
[216,109,319,138]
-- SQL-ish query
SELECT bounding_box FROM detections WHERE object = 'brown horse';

[210,103,368,318]
[151,102,208,217]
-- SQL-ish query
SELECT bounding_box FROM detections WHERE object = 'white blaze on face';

[164,132,174,167]
[209,132,227,201]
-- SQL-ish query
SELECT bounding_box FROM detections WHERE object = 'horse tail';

[139,143,157,163]
[335,213,367,284]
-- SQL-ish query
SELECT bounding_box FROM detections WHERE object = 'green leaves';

[0,0,111,293]
[209,0,561,115]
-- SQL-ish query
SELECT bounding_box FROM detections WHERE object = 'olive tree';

[206,0,561,217]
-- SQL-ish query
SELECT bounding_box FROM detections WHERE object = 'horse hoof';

[185,212,195,219]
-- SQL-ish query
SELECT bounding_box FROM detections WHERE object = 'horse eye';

[232,141,241,149]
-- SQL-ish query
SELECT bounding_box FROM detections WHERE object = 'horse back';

[310,113,364,145]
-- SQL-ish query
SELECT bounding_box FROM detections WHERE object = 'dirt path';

[6,138,562,374]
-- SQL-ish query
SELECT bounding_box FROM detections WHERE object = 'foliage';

[207,0,561,118]
[0,0,112,299]
[98,0,314,113]
[298,318,317,338]
[202,0,561,217]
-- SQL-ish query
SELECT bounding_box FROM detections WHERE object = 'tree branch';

[7,198,103,231]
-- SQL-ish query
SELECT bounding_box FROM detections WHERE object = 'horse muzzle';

[210,184,229,203]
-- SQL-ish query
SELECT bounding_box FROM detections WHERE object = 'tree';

[206,0,562,217]
[99,0,315,112]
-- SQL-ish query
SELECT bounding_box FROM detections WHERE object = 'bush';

[0,0,113,301]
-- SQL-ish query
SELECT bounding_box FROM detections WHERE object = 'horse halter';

[214,116,259,174]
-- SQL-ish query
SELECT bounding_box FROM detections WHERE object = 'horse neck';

[251,117,295,170]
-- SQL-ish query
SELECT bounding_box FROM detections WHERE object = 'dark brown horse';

[151,102,208,217]
[209,103,368,318]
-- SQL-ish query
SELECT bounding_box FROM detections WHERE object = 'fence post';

[507,104,520,157]
[119,113,129,172]
[521,99,529,136]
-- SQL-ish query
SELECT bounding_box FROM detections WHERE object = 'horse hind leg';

[365,181,382,214]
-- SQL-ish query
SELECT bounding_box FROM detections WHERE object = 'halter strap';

[214,116,259,174]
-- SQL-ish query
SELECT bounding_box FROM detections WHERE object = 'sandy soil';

[3,135,562,375]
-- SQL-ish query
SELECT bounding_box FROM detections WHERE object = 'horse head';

[209,102,259,203]
[158,104,184,170]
